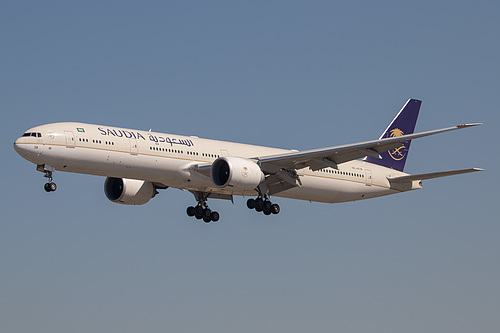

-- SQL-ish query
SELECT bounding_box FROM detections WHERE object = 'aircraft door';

[65,131,75,148]
[365,169,372,186]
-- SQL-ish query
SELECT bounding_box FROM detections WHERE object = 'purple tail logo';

[364,99,421,172]
[388,129,407,161]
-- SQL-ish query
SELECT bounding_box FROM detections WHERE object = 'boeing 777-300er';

[14,99,482,223]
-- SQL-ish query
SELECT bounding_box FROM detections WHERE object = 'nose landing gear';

[38,165,57,192]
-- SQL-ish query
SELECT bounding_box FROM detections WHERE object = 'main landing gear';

[186,192,219,223]
[246,196,280,216]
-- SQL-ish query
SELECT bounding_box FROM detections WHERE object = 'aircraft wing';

[257,123,481,173]
[189,123,481,194]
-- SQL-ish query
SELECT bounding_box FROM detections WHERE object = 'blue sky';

[1,1,498,332]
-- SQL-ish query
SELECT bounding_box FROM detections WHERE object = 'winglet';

[457,123,482,129]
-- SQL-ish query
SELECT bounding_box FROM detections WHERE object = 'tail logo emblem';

[388,128,407,161]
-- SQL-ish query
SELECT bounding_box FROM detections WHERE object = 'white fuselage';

[14,122,419,203]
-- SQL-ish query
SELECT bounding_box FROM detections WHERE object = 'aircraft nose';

[13,137,31,158]
[14,138,22,155]
[13,137,22,153]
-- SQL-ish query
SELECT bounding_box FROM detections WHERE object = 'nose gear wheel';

[40,167,57,192]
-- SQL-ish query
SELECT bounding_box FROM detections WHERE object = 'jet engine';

[211,157,264,191]
[104,177,156,205]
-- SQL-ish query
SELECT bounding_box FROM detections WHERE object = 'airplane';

[14,99,482,223]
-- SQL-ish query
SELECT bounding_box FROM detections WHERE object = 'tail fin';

[364,99,421,172]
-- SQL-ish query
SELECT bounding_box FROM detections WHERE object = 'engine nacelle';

[104,177,156,205]
[211,157,264,191]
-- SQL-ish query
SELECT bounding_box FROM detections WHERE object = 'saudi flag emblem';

[77,128,85,133]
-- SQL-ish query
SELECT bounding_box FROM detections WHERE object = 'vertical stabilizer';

[364,99,421,172]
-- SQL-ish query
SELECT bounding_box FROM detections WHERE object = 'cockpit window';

[22,132,42,137]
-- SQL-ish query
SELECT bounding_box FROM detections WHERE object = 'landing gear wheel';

[255,197,264,212]
[263,209,271,215]
[203,216,211,223]
[263,200,272,211]
[210,211,220,222]
[187,206,195,217]
[195,205,203,216]
[271,204,280,214]
[202,208,212,220]
[247,198,255,209]
[255,197,263,208]
[44,182,57,192]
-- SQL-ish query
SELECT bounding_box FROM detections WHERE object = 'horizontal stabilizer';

[388,168,483,183]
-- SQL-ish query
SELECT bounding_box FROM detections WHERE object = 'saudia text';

[98,127,194,147]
